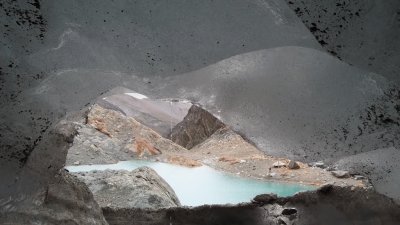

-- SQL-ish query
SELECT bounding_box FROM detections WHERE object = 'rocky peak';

[170,105,226,149]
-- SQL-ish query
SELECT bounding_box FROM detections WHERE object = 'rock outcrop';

[252,193,278,205]
[73,167,181,209]
[0,170,108,225]
[170,105,226,149]
[97,90,192,138]
[66,105,188,165]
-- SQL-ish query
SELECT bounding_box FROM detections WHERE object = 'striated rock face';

[66,105,188,165]
[73,167,180,209]
[170,105,226,149]
[86,105,187,154]
[0,170,108,225]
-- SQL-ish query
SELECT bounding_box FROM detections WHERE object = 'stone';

[73,167,180,209]
[170,105,226,149]
[313,161,325,168]
[331,170,350,178]
[277,217,289,225]
[282,208,297,216]
[273,161,286,168]
[287,160,300,169]
[354,175,365,180]
[252,193,278,204]
[73,161,80,165]
[318,183,334,194]
[325,166,335,171]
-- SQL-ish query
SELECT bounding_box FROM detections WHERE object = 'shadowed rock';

[252,193,278,205]
[101,186,400,225]
[0,170,108,225]
[170,105,226,149]
[282,208,297,216]
[288,160,300,170]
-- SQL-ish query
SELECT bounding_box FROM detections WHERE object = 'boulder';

[282,208,298,221]
[73,167,181,209]
[312,161,325,168]
[354,175,365,180]
[170,105,226,149]
[287,160,300,169]
[273,161,286,168]
[317,183,334,194]
[0,170,108,225]
[263,204,297,225]
[282,208,297,216]
[331,170,350,178]
[252,193,278,205]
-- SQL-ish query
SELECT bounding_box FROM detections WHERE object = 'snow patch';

[125,92,148,99]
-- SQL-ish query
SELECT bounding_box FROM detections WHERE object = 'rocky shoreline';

[66,103,368,188]
[57,96,377,219]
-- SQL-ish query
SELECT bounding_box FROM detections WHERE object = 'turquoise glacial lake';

[66,160,315,206]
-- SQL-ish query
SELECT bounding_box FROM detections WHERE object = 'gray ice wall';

[0,0,319,200]
[284,0,400,83]
[1,0,400,205]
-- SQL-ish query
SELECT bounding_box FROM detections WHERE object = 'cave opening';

[61,89,370,209]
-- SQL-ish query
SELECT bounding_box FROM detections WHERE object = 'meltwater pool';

[66,160,315,206]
